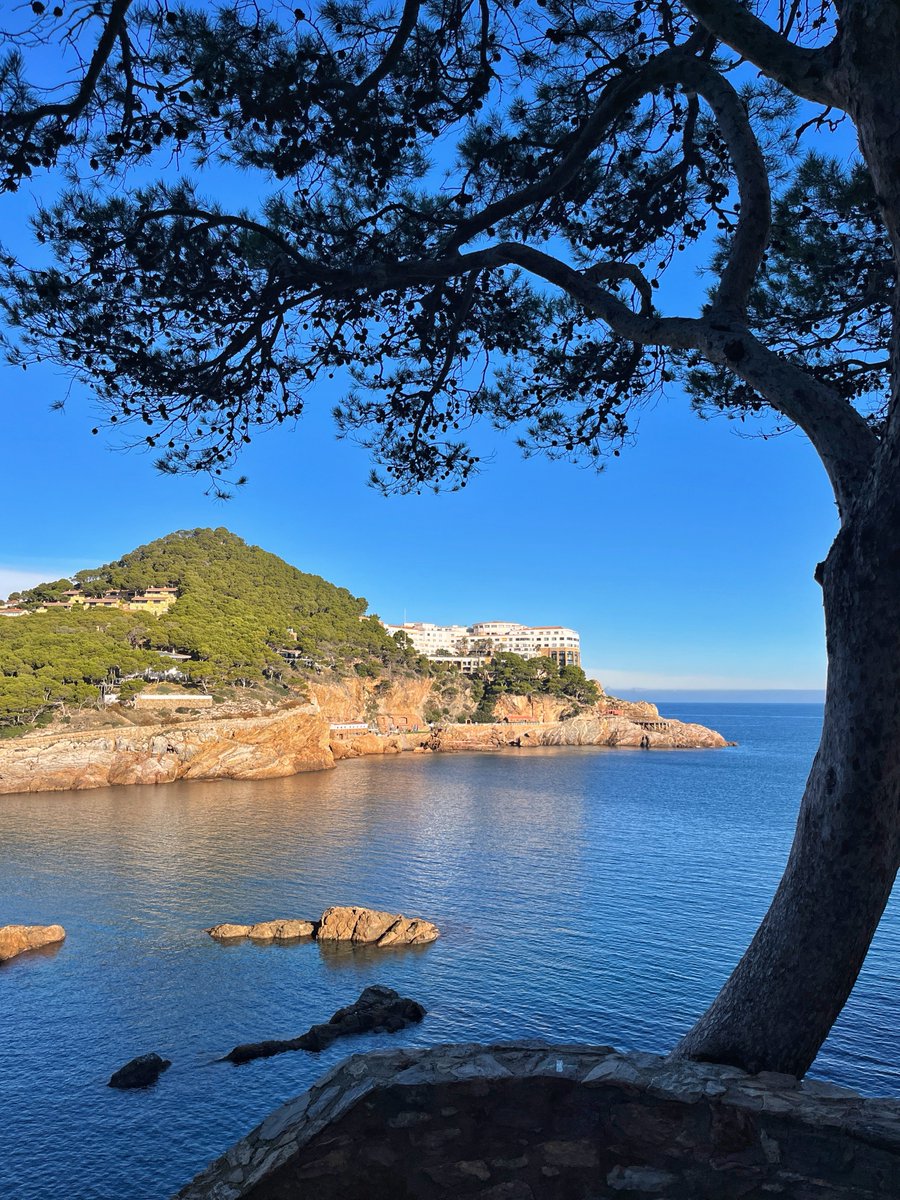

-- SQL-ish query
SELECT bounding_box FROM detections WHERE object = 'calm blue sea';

[1,702,898,1199]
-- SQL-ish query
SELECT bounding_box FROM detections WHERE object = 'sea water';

[1,703,898,1199]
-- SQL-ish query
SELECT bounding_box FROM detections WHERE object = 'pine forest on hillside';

[1,527,598,730]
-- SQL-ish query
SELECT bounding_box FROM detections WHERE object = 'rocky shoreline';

[0,705,729,797]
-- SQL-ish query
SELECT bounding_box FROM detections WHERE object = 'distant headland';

[0,528,729,793]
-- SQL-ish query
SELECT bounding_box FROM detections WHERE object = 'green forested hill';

[0,608,170,729]
[2,528,407,727]
[72,526,400,671]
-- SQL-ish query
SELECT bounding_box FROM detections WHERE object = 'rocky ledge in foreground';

[108,1052,172,1089]
[0,924,66,963]
[206,907,440,947]
[175,1042,900,1200]
[224,985,426,1064]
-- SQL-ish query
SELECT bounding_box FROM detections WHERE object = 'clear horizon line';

[616,687,825,693]
[615,687,826,703]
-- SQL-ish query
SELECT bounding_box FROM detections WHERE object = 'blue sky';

[0,61,850,695]
[1,326,837,691]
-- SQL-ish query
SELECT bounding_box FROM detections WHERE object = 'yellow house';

[122,591,178,614]
[54,585,179,615]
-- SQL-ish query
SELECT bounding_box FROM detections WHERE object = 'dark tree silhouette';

[2,0,899,1077]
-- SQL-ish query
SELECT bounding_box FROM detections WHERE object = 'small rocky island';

[0,924,66,963]
[224,985,426,1064]
[206,906,440,947]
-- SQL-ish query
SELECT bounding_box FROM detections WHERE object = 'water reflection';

[1,712,898,1200]
[315,939,434,971]
[0,939,66,969]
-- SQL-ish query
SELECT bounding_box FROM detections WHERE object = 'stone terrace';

[174,1042,900,1199]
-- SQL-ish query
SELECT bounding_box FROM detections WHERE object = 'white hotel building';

[383,620,581,668]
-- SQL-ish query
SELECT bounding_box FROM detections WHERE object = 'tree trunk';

[674,466,900,1076]
[672,0,900,1082]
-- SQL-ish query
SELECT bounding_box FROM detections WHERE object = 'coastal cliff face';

[419,715,728,752]
[306,676,437,727]
[492,693,662,724]
[330,732,405,761]
[307,677,665,731]
[0,694,728,796]
[0,707,334,795]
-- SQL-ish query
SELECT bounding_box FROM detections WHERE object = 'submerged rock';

[224,985,426,1064]
[108,1052,171,1089]
[206,920,316,942]
[0,924,66,963]
[316,906,439,946]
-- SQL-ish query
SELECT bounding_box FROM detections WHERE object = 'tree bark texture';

[668,0,900,1077]
[674,465,900,1074]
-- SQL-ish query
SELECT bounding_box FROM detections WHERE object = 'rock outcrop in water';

[0,924,66,963]
[224,985,426,1063]
[316,906,440,946]
[422,714,729,752]
[206,920,316,942]
[206,907,439,947]
[108,1052,171,1089]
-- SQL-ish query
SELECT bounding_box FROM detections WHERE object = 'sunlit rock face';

[206,921,317,942]
[425,715,729,752]
[175,1043,900,1200]
[0,708,334,794]
[316,907,439,946]
[0,924,65,962]
[205,908,439,947]
[0,689,727,798]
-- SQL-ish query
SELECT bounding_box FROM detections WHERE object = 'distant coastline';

[616,688,826,705]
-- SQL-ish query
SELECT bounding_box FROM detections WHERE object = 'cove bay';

[2,702,898,1200]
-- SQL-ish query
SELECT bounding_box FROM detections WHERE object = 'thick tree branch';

[447,32,707,251]
[582,261,653,313]
[695,321,877,515]
[318,240,876,512]
[681,0,841,105]
[508,246,876,514]
[0,0,133,131]
[680,59,770,314]
[347,0,420,102]
[448,45,767,315]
